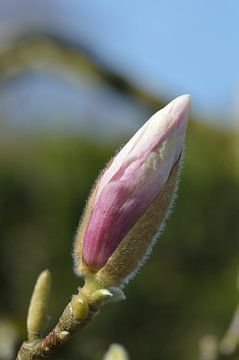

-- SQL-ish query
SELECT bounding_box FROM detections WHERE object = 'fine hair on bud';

[96,159,181,287]
[73,95,191,288]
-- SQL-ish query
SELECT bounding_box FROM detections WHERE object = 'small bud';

[71,295,89,320]
[59,331,71,342]
[103,344,129,360]
[27,270,51,341]
[107,287,126,303]
[74,95,191,286]
[89,289,113,308]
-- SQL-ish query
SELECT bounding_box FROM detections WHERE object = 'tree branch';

[16,272,124,360]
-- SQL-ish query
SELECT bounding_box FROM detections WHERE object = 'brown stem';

[16,299,97,359]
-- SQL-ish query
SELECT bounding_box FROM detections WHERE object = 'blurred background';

[0,1,239,359]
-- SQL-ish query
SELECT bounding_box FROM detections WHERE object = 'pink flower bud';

[74,95,191,285]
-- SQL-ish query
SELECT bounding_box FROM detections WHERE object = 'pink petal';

[83,95,191,270]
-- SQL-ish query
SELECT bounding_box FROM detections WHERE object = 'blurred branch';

[219,305,239,356]
[198,271,239,360]
[198,335,218,360]
[0,318,18,360]
[0,33,164,111]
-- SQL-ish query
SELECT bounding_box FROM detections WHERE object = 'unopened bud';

[71,295,89,321]
[59,331,71,342]
[27,270,51,341]
[74,95,191,287]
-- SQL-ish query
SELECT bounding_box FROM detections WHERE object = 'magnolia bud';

[27,270,51,340]
[74,95,191,287]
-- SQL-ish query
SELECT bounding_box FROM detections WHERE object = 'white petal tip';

[163,94,191,129]
[177,94,191,109]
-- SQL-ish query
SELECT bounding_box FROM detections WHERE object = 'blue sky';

[0,0,239,126]
[73,0,239,123]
